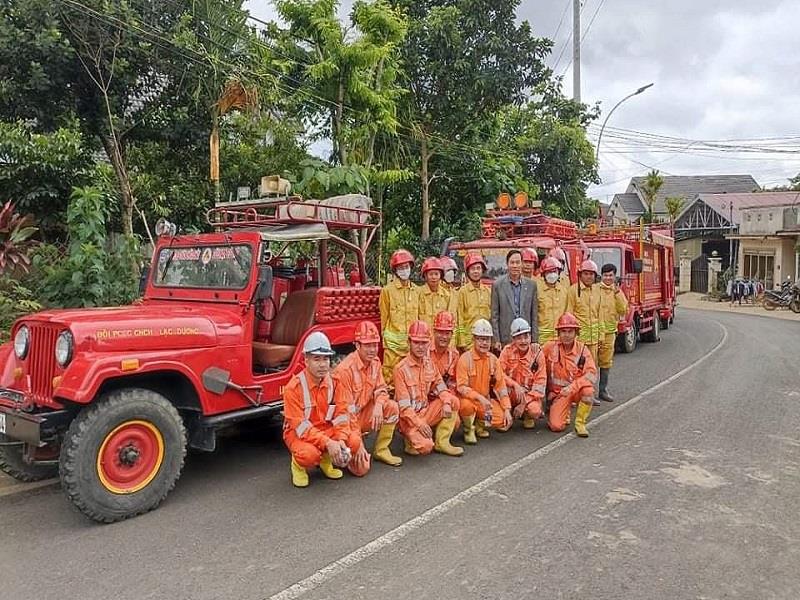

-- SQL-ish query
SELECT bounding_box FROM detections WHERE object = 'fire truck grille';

[28,324,60,403]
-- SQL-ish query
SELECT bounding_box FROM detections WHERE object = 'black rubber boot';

[599,368,614,402]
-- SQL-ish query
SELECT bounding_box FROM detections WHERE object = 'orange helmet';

[521,247,538,263]
[556,312,580,331]
[540,257,561,273]
[390,249,415,270]
[464,253,487,272]
[440,257,458,272]
[433,310,455,332]
[408,320,431,342]
[548,247,567,263]
[579,259,599,275]
[354,321,380,344]
[421,256,444,275]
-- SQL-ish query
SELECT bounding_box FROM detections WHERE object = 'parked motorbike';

[763,280,800,313]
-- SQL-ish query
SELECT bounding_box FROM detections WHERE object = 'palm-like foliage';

[639,169,664,223]
[0,201,37,274]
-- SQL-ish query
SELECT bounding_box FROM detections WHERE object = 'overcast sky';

[245,0,800,201]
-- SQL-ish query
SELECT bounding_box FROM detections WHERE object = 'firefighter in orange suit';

[418,257,455,330]
[430,311,459,392]
[566,259,602,365]
[456,319,512,443]
[380,249,420,382]
[393,321,464,457]
[499,318,547,429]
[454,253,491,351]
[543,313,598,438]
[333,321,402,467]
[536,257,569,344]
[283,332,370,487]
[521,247,539,279]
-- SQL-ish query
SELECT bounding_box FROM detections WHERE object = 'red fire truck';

[0,195,380,522]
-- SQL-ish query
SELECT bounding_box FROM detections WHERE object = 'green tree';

[639,169,664,223]
[664,195,686,225]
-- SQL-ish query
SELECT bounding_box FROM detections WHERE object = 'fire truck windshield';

[453,250,509,279]
[587,247,622,274]
[154,244,253,290]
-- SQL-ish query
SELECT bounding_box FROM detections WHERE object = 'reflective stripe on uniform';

[397,398,412,409]
[296,420,312,437]
[550,376,571,387]
[531,383,546,395]
[296,372,315,437]
[332,414,349,426]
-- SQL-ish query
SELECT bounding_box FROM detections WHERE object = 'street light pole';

[595,83,655,163]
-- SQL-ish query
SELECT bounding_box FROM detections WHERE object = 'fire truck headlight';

[55,330,74,367]
[14,326,30,360]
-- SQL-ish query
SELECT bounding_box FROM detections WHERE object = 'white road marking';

[266,322,729,600]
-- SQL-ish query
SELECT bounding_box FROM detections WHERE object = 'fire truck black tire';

[0,444,58,482]
[661,314,670,330]
[643,312,661,343]
[59,388,186,524]
[619,321,638,354]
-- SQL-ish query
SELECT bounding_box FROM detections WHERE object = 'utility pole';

[573,0,581,102]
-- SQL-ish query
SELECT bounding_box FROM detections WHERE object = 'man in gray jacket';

[491,249,538,350]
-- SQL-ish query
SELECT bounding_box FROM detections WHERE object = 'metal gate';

[690,254,708,293]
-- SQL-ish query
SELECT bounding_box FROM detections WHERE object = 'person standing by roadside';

[380,249,420,382]
[454,253,491,351]
[491,249,538,351]
[440,256,461,291]
[567,259,602,365]
[535,256,569,345]
[597,264,628,402]
[418,257,455,331]
[521,247,539,279]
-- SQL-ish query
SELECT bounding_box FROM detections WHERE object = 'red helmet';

[441,257,458,272]
[464,253,487,272]
[540,257,561,273]
[579,259,599,275]
[556,312,580,331]
[408,320,431,342]
[390,249,415,270]
[354,321,380,344]
[548,247,567,263]
[433,310,455,332]
[521,247,538,263]
[421,256,444,275]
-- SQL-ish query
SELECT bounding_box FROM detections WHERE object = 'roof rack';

[207,196,381,233]
[481,209,578,240]
[577,224,674,248]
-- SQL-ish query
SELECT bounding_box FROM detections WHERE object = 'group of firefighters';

[282,247,629,487]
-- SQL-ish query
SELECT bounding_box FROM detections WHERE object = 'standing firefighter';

[441,256,461,290]
[380,249,420,382]
[418,257,454,331]
[597,264,629,402]
[548,247,571,292]
[536,257,569,344]
[543,313,598,437]
[567,259,602,365]
[456,319,512,443]
[333,321,402,466]
[394,321,464,457]
[521,247,539,279]
[454,253,491,351]
[283,332,370,487]
[499,318,547,429]
[430,310,459,392]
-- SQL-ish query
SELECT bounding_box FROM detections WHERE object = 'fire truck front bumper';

[0,390,72,445]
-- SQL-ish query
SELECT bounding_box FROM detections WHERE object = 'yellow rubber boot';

[434,414,465,457]
[523,415,536,430]
[319,453,344,479]
[404,438,420,455]
[462,414,478,445]
[574,402,592,438]
[373,424,403,466]
[475,419,490,439]
[291,457,309,488]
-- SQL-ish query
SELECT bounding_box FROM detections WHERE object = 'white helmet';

[510,318,531,338]
[303,331,336,356]
[471,318,493,338]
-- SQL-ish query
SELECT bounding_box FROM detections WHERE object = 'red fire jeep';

[0,197,381,522]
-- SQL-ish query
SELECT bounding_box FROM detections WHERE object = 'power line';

[559,0,605,78]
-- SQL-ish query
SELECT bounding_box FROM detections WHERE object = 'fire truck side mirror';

[632,259,644,274]
[255,265,273,302]
[138,265,150,296]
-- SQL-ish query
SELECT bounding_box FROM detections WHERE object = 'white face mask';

[396,266,411,281]
[545,272,559,285]
[444,270,456,284]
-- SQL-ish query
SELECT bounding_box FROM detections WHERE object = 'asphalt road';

[2,308,799,600]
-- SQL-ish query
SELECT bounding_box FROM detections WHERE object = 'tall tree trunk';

[334,82,347,165]
[101,134,134,237]
[420,133,431,241]
[210,107,221,204]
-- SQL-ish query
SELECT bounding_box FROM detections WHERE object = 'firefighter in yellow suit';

[454,253,491,351]
[380,249,420,383]
[417,257,455,331]
[597,263,629,402]
[535,256,569,344]
[566,259,602,366]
